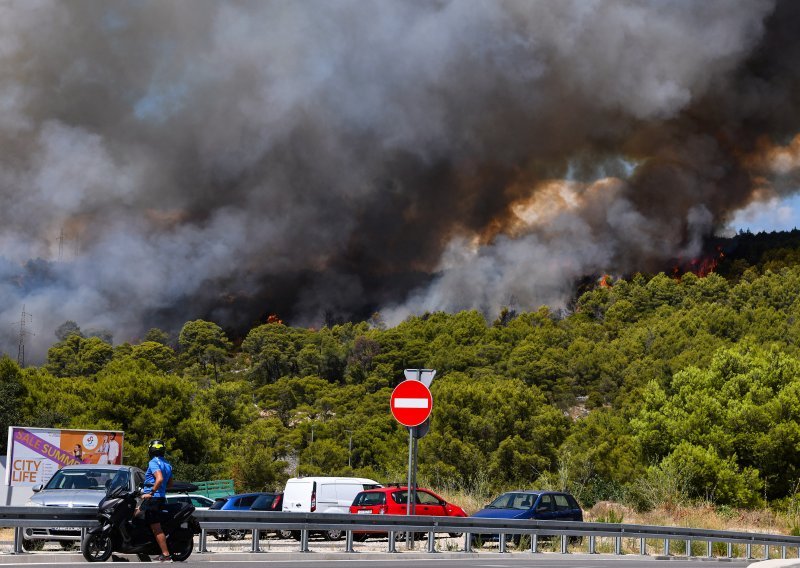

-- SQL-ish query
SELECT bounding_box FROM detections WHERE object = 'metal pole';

[199,528,208,553]
[427,530,436,553]
[406,427,414,550]
[589,535,596,554]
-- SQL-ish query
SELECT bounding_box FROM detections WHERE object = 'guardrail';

[2,506,800,561]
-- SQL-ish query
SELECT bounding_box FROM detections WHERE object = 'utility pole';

[15,306,34,368]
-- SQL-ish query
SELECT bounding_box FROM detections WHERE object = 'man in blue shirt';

[141,439,174,561]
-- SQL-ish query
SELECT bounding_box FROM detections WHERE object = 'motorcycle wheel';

[169,533,194,563]
[81,532,113,563]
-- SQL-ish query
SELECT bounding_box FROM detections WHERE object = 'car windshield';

[486,492,538,510]
[44,468,128,491]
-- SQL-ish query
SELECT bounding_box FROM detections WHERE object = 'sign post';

[391,370,435,549]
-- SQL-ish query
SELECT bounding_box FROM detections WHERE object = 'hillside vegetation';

[4,230,800,527]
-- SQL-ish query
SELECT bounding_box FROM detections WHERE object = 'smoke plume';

[1,0,800,361]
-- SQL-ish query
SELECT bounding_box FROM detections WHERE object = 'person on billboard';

[96,435,110,464]
[73,444,88,464]
[140,439,174,562]
[108,433,120,464]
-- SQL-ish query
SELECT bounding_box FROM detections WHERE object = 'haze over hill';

[2,0,800,361]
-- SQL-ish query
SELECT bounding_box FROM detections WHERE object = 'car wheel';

[59,541,76,551]
[81,533,112,562]
[448,532,462,538]
[324,529,344,541]
[278,530,293,540]
[227,528,247,541]
[22,539,44,552]
[291,531,301,541]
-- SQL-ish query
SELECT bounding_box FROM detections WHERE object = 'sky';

[730,195,800,234]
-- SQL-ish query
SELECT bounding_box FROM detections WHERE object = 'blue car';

[471,490,583,545]
[209,492,284,541]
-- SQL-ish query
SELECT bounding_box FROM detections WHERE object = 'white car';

[281,476,381,540]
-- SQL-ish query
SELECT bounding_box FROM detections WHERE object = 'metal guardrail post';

[463,532,471,553]
[782,545,786,559]
[589,535,596,554]
[686,539,691,557]
[300,529,310,553]
[707,540,712,558]
[388,531,397,553]
[765,545,770,560]
[499,533,507,553]
[727,542,732,558]
[531,533,539,553]
[746,543,752,558]
[639,537,646,555]
[664,538,670,556]
[251,528,261,552]
[614,536,621,555]
[561,534,568,554]
[345,530,354,553]
[198,528,208,553]
[426,530,436,553]
[13,527,23,554]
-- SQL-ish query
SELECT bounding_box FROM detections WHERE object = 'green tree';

[0,357,25,453]
[178,320,232,377]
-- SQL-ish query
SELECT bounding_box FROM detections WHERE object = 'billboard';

[5,427,124,487]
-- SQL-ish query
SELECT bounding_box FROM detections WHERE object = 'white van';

[282,476,381,540]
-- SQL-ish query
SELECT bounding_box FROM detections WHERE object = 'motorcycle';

[81,482,199,562]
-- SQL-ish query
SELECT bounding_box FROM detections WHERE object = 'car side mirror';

[32,484,42,493]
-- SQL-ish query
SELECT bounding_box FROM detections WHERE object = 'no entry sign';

[390,380,433,427]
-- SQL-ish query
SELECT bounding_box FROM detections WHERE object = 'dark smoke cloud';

[1,0,799,361]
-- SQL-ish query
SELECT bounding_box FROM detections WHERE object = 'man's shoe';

[157,554,172,562]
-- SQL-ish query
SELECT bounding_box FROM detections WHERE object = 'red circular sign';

[390,380,433,427]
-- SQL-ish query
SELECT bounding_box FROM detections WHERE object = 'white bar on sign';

[394,398,429,409]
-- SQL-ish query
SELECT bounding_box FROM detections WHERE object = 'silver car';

[24,464,145,550]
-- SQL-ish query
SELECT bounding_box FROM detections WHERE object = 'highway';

[0,552,757,567]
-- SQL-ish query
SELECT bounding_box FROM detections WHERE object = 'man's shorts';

[140,497,166,523]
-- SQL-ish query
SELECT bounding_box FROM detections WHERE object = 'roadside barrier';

[1,506,799,560]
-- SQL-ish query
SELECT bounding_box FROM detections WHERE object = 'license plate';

[357,510,373,514]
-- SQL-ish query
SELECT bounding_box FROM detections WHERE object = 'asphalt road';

[0,552,758,567]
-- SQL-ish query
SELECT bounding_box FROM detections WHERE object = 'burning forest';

[2,0,800,361]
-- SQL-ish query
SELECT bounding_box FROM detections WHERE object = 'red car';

[349,485,466,540]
